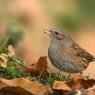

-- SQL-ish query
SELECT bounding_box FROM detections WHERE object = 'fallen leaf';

[0,78,49,95]
[86,85,95,95]
[53,80,71,91]
[36,56,49,78]
[52,77,95,94]
[66,78,95,90]
[74,74,84,81]
[26,56,49,78]
[52,78,95,95]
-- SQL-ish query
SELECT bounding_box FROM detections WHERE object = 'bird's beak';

[43,30,51,36]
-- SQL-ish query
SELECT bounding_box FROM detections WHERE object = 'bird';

[43,29,95,74]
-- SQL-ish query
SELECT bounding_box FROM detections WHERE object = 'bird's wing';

[72,42,94,63]
[60,46,88,70]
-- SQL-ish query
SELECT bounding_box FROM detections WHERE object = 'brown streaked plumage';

[43,29,95,73]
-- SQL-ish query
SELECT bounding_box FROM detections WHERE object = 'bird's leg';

[66,73,71,81]
[57,70,61,80]
[38,68,45,82]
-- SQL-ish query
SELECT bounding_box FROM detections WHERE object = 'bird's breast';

[48,42,86,73]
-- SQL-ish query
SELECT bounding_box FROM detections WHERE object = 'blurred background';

[0,0,95,77]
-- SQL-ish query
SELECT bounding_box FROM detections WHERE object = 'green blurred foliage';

[1,0,95,32]
[43,0,95,32]
[78,0,95,21]
[54,13,81,31]
[6,24,23,47]
[0,24,23,53]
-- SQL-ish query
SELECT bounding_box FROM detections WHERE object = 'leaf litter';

[0,45,95,95]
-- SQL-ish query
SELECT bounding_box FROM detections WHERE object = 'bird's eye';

[55,32,59,35]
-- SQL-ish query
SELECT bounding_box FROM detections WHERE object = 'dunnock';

[44,29,95,73]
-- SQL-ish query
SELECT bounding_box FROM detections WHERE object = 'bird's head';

[43,29,71,41]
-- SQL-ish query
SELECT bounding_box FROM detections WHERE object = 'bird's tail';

[92,56,95,61]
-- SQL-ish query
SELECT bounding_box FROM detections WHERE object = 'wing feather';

[72,43,94,63]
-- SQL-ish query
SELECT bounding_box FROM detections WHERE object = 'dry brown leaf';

[86,85,95,95]
[8,45,16,56]
[66,78,95,90]
[75,79,95,90]
[0,78,49,95]
[74,74,84,81]
[52,79,95,95]
[53,80,72,91]
[25,56,49,78]
[36,56,49,78]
